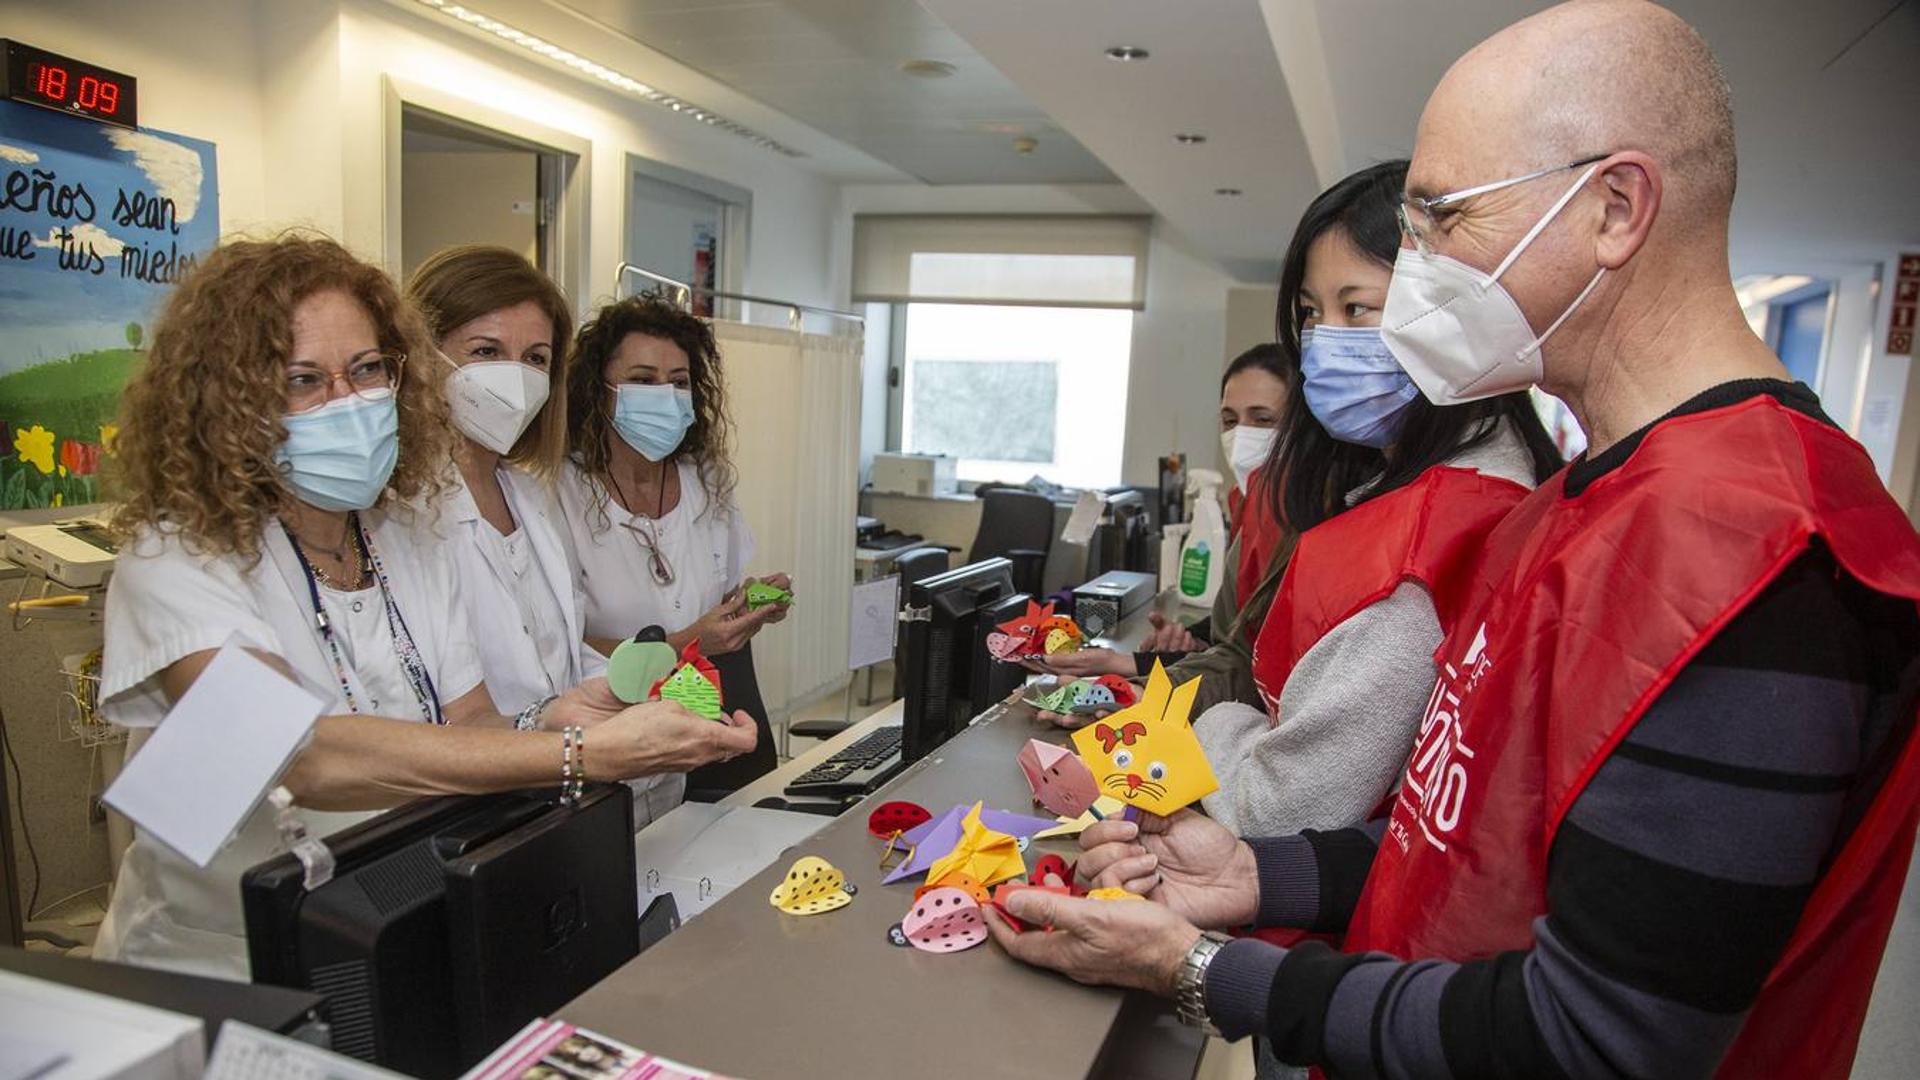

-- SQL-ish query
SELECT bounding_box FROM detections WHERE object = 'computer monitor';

[242,784,637,1080]
[899,557,1016,763]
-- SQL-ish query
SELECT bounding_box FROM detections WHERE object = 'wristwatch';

[1174,930,1231,1036]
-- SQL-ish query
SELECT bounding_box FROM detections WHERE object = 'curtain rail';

[614,263,865,331]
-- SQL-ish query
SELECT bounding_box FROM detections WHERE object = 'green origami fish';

[659,662,724,720]
[745,581,795,610]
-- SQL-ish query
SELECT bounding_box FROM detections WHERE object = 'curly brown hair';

[406,244,573,478]
[566,293,736,529]
[110,232,453,559]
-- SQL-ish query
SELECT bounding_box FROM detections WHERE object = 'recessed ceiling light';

[1174,133,1207,145]
[900,59,957,78]
[1214,187,1243,196]
[1104,45,1150,61]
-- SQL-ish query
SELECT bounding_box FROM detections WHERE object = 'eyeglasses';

[286,352,407,414]
[1397,155,1608,254]
[624,518,676,585]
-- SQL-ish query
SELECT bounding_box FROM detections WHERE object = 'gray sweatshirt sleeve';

[1198,580,1441,837]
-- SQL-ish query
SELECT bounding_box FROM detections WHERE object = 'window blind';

[851,214,1150,310]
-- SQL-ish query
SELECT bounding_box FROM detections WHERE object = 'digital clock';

[1,40,138,129]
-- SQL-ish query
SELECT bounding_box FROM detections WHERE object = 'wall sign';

[1,40,138,130]
[0,99,217,510]
[1888,253,1919,357]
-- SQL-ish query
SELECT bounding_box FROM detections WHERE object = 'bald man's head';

[1421,0,1735,233]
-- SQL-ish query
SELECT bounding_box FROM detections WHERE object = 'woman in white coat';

[557,295,790,796]
[97,236,756,979]
[406,246,602,712]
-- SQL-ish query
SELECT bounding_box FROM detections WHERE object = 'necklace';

[607,460,676,585]
[288,519,367,589]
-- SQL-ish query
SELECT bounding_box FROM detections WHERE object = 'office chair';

[967,488,1054,596]
[785,546,951,747]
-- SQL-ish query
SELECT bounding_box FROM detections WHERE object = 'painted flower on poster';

[13,424,55,475]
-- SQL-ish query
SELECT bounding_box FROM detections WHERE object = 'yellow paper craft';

[1070,660,1218,815]
[924,802,1026,888]
[1032,795,1127,840]
[769,855,853,915]
[1087,887,1148,902]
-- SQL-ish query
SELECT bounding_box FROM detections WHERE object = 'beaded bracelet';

[570,726,586,803]
[560,726,579,806]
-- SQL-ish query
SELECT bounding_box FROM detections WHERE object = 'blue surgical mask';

[1300,326,1421,448]
[275,390,400,511]
[609,383,695,462]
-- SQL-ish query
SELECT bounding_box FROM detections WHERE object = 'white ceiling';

[548,0,1120,184]
[920,0,1326,281]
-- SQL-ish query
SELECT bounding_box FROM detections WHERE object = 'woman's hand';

[1075,811,1259,931]
[984,888,1200,996]
[674,591,782,656]
[747,573,795,625]
[582,701,758,777]
[1025,647,1137,679]
[1139,611,1201,654]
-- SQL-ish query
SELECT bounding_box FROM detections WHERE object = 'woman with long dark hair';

[1196,159,1563,837]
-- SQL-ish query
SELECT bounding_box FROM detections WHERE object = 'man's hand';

[1076,811,1259,930]
[984,888,1201,996]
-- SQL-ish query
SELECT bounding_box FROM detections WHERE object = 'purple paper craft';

[882,803,1062,884]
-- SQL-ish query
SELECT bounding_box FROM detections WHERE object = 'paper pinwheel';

[923,802,1026,888]
[649,640,724,721]
[1069,660,1218,815]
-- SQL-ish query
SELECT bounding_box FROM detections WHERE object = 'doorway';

[623,157,749,318]
[401,107,554,280]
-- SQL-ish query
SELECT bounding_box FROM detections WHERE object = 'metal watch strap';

[1175,930,1230,1036]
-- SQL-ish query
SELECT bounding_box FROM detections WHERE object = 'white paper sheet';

[1060,489,1105,546]
[103,643,326,868]
[634,803,829,920]
[847,574,900,670]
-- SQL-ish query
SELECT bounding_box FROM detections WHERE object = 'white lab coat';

[554,460,755,824]
[442,467,606,714]
[94,510,485,980]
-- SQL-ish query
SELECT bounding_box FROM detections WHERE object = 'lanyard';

[282,514,445,724]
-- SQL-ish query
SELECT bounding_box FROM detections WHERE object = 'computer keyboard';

[783,725,906,799]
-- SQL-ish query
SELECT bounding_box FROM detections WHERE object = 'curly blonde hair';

[110,232,453,559]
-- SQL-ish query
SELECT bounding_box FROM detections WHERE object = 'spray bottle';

[1178,468,1228,609]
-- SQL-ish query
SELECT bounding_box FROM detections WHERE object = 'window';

[895,302,1133,488]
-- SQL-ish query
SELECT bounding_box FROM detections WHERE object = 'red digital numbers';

[32,62,67,101]
[26,62,119,115]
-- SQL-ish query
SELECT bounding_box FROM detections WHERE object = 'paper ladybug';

[916,871,990,906]
[1090,675,1139,708]
[650,640,724,721]
[1038,615,1084,656]
[769,856,854,915]
[899,886,987,954]
[1028,853,1072,887]
[867,800,933,839]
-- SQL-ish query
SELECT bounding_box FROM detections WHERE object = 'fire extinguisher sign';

[1889,254,1920,356]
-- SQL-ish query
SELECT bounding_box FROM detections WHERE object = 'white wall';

[835,183,1253,487]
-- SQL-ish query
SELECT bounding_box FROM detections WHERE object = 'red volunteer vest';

[1241,465,1530,950]
[1249,465,1530,712]
[1235,468,1289,607]
[1347,398,1920,1079]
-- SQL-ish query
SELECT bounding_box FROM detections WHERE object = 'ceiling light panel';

[411,0,803,156]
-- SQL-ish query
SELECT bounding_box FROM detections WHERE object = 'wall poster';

[0,99,219,511]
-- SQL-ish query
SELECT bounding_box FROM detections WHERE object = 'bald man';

[986,3,1920,1078]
